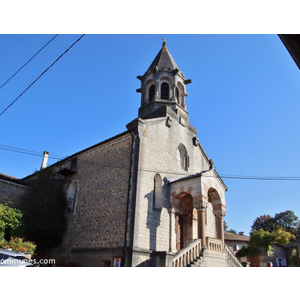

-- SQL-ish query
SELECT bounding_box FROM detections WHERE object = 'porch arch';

[207,187,225,245]
[172,192,194,251]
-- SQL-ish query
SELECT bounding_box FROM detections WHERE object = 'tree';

[237,228,296,258]
[273,210,299,235]
[224,221,238,234]
[238,210,298,260]
[289,249,299,267]
[272,228,296,245]
[0,202,36,253]
[0,203,22,239]
[251,214,273,232]
[251,211,299,235]
[19,168,67,250]
[223,221,228,231]
[227,229,238,234]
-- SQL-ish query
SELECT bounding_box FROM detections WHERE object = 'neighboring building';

[227,232,299,267]
[269,243,287,267]
[0,173,27,208]
[0,40,242,267]
[224,232,250,266]
[250,243,297,267]
[224,232,250,254]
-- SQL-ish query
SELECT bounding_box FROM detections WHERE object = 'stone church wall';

[51,132,133,266]
[133,115,211,263]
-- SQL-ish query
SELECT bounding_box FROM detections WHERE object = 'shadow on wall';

[136,253,156,267]
[145,176,170,252]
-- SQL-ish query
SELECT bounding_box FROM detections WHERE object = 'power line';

[216,174,300,181]
[0,34,85,117]
[1,144,300,181]
[0,145,65,160]
[0,34,58,91]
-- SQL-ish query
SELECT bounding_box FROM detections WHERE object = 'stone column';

[215,211,226,248]
[155,81,159,101]
[194,201,207,248]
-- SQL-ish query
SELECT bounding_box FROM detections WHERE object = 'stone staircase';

[172,238,242,267]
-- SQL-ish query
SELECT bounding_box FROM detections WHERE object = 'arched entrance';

[207,187,225,243]
[174,194,193,251]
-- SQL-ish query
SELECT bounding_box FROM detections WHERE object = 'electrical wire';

[1,143,300,181]
[215,174,300,181]
[0,34,58,91]
[0,144,66,160]
[0,34,85,117]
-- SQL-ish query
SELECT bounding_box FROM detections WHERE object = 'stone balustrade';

[172,239,202,267]
[172,238,243,267]
[206,237,223,253]
[224,245,243,267]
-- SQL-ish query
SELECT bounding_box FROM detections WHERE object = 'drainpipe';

[41,151,50,169]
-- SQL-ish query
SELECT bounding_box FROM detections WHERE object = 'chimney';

[41,151,50,169]
[239,232,244,236]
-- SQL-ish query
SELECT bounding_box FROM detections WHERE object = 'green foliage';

[273,211,299,235]
[250,229,274,248]
[0,203,23,239]
[227,229,238,234]
[251,210,299,235]
[237,228,295,258]
[273,229,295,245]
[223,221,228,231]
[251,214,273,232]
[290,249,299,267]
[238,210,298,259]
[0,236,36,253]
[19,168,67,249]
[236,243,260,257]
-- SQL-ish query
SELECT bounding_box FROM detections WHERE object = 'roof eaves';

[22,130,133,180]
[0,173,27,186]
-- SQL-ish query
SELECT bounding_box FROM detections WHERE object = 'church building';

[1,39,242,267]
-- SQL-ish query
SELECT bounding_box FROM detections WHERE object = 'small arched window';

[67,180,78,212]
[177,144,189,171]
[161,83,169,100]
[153,174,162,208]
[149,85,155,103]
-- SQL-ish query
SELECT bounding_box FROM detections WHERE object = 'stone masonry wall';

[0,180,26,208]
[51,132,133,266]
[133,115,211,262]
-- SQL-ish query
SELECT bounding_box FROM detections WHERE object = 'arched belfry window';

[67,180,78,212]
[153,174,162,208]
[177,144,189,171]
[175,87,179,103]
[161,83,169,100]
[149,85,155,103]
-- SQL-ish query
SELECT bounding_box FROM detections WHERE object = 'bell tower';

[136,39,192,122]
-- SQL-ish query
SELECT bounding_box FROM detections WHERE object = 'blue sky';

[1,34,300,235]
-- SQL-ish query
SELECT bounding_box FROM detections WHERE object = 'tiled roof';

[0,172,27,186]
[224,232,250,242]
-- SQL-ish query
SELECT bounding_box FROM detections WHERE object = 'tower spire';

[136,40,192,120]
